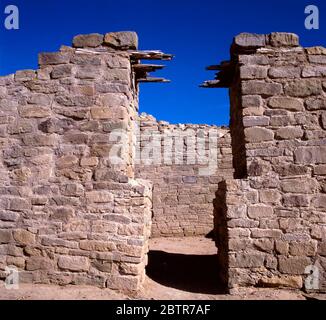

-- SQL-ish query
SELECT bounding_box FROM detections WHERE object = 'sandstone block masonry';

[0,31,174,292]
[135,113,233,237]
[205,32,326,293]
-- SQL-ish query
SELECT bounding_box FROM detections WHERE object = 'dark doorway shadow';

[146,250,225,294]
[205,229,216,241]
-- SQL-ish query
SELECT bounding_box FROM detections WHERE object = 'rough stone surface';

[0,31,152,293]
[72,34,104,48]
[214,32,326,294]
[104,32,138,50]
[1,30,326,296]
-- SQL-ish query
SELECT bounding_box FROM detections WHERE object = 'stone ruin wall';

[0,32,155,292]
[212,33,326,293]
[135,114,234,237]
[0,30,325,294]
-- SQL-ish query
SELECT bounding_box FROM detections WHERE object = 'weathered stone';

[26,257,54,271]
[306,46,326,55]
[107,275,140,291]
[58,255,90,271]
[86,191,113,203]
[227,204,247,219]
[243,116,269,127]
[9,198,30,211]
[282,194,310,207]
[51,64,72,79]
[27,94,51,105]
[104,31,138,50]
[15,70,36,81]
[56,155,79,169]
[268,97,304,111]
[238,55,269,65]
[302,66,326,77]
[0,230,12,244]
[0,211,19,222]
[281,178,318,194]
[305,97,326,110]
[234,33,266,48]
[311,195,326,208]
[72,33,104,48]
[228,228,250,238]
[269,32,299,47]
[244,127,274,142]
[284,79,322,97]
[248,205,273,219]
[71,54,101,66]
[39,52,70,65]
[259,190,281,204]
[38,118,73,134]
[79,240,115,252]
[6,256,25,268]
[321,112,326,129]
[76,65,101,79]
[294,146,326,164]
[61,183,84,197]
[92,260,113,273]
[309,55,326,64]
[229,253,265,268]
[80,157,99,167]
[240,66,268,79]
[41,237,78,249]
[182,176,197,183]
[289,241,317,256]
[18,106,51,118]
[314,165,326,175]
[278,256,311,274]
[22,134,56,146]
[275,241,289,255]
[50,207,75,222]
[251,229,282,239]
[242,81,283,96]
[269,67,301,78]
[104,214,131,224]
[275,126,303,140]
[13,230,35,245]
[242,95,263,108]
[258,276,303,289]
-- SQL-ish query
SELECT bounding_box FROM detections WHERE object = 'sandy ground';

[0,237,324,300]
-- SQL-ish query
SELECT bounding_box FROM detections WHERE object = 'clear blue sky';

[1,0,325,125]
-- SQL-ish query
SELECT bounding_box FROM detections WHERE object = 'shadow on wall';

[146,250,225,294]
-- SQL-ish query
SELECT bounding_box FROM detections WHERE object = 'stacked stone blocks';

[215,32,326,293]
[0,32,152,292]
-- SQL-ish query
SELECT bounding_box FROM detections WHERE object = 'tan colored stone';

[13,230,35,245]
[58,255,90,271]
[79,240,115,252]
[86,191,114,203]
[268,97,304,111]
[258,276,303,289]
[244,127,274,142]
[278,256,311,274]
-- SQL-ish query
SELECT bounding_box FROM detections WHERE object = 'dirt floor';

[0,237,324,300]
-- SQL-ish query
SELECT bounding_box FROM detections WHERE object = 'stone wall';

[1,30,325,295]
[211,33,326,293]
[0,32,154,292]
[135,113,234,237]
